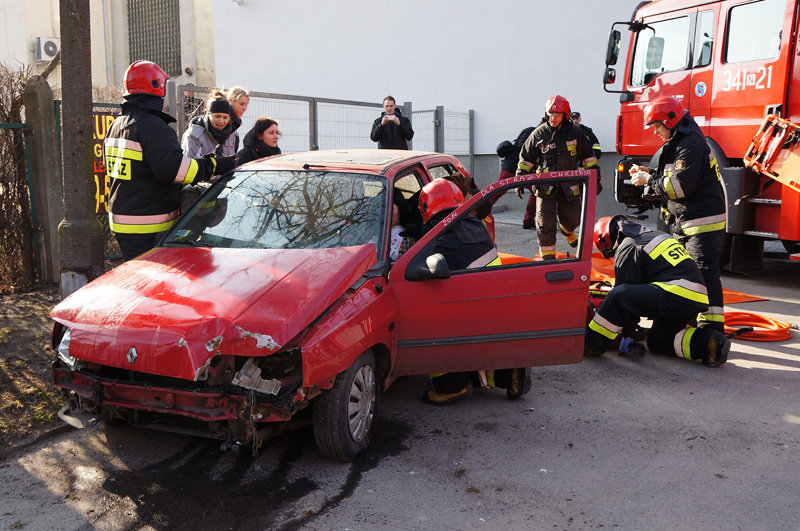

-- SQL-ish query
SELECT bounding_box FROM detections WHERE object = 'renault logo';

[126,347,138,364]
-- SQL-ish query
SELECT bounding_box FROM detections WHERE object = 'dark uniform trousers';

[586,283,719,361]
[680,231,725,332]
[533,187,581,249]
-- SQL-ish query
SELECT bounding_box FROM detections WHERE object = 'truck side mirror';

[606,29,621,65]
[603,67,617,85]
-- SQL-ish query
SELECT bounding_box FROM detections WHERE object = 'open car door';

[388,170,596,376]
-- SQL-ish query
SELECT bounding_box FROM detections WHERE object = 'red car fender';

[299,277,398,388]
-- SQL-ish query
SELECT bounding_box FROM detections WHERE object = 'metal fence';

[168,83,474,170]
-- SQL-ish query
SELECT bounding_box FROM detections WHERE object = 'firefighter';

[105,60,237,261]
[516,95,601,259]
[629,96,726,332]
[418,179,530,404]
[570,111,602,159]
[586,216,730,367]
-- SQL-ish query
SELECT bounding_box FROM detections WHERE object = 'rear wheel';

[313,350,378,462]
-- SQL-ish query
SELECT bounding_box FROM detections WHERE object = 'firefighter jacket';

[426,211,500,270]
[498,126,535,172]
[648,114,726,237]
[516,121,600,199]
[578,123,602,159]
[105,94,217,235]
[614,228,709,307]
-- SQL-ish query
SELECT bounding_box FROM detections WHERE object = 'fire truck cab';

[603,0,800,271]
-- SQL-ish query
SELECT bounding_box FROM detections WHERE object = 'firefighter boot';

[678,328,730,367]
[423,383,473,405]
[559,223,579,248]
[702,330,731,368]
[506,368,532,400]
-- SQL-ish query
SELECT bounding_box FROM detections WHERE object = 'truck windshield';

[164,170,388,253]
[630,16,690,87]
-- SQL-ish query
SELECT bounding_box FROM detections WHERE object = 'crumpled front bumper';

[52,363,312,425]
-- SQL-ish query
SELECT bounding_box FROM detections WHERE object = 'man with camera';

[370,95,414,150]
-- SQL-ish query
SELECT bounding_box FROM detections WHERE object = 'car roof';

[236,149,454,174]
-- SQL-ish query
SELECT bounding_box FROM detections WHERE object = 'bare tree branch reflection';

[170,171,387,253]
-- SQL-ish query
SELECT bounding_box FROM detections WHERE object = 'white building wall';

[212,0,638,155]
[0,0,29,67]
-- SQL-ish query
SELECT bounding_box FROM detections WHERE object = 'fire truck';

[603,0,800,271]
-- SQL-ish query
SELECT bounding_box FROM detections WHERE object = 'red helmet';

[545,95,571,116]
[644,96,686,129]
[124,60,168,97]
[419,178,464,222]
[594,215,625,259]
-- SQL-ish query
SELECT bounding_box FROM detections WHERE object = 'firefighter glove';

[214,154,238,176]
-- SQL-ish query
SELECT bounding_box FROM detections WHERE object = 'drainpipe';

[102,0,112,85]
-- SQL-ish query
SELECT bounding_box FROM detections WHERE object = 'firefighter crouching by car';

[105,60,237,261]
[418,179,532,405]
[516,95,601,259]
[629,96,726,332]
[586,215,730,367]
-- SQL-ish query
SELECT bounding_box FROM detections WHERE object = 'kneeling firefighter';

[586,216,730,367]
[418,179,531,405]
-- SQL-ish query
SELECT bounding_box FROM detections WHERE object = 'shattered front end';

[51,322,320,449]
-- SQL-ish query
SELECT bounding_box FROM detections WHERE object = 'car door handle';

[545,270,574,282]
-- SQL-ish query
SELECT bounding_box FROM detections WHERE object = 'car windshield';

[164,169,388,254]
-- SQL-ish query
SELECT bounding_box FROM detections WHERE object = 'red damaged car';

[51,149,597,461]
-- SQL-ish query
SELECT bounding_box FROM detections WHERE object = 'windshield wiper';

[164,239,208,247]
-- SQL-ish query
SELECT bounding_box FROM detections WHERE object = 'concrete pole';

[58,0,105,298]
[434,105,445,153]
[403,101,412,150]
[22,76,63,284]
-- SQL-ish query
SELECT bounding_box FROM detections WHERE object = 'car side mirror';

[603,67,616,85]
[416,253,450,280]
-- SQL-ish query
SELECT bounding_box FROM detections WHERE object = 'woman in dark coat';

[237,117,282,164]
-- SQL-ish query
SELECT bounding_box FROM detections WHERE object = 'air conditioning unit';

[35,37,60,62]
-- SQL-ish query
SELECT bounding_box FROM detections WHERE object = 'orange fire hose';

[724,311,797,342]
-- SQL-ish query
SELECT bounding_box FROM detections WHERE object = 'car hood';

[51,245,377,381]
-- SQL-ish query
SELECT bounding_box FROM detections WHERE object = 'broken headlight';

[54,326,78,371]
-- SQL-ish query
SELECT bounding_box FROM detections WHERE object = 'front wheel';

[313,350,378,462]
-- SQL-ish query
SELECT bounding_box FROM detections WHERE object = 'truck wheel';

[313,350,378,462]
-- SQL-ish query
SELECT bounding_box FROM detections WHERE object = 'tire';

[313,350,378,462]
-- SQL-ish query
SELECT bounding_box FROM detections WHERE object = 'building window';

[127,0,182,76]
